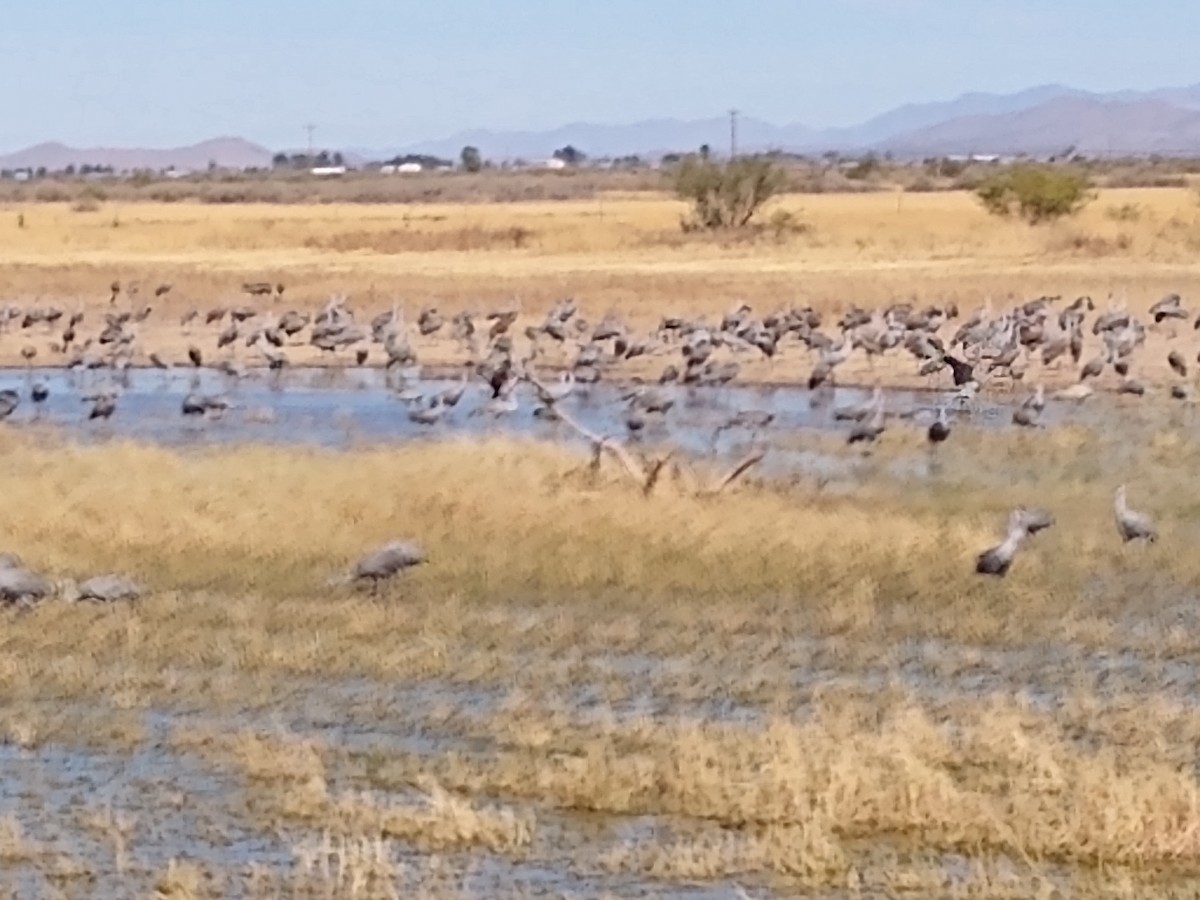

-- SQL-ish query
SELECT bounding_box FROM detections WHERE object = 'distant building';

[396,162,423,174]
[542,158,567,170]
[947,154,1002,164]
[310,165,347,177]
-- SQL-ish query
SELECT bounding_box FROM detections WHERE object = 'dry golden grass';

[3,188,1200,326]
[415,695,1200,870]
[173,727,533,854]
[0,423,1192,675]
[1,428,1200,894]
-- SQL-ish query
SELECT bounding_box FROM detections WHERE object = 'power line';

[304,123,317,160]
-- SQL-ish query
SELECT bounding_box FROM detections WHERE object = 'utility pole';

[304,123,317,162]
[729,108,738,159]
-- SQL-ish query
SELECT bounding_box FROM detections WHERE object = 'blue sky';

[1,0,1198,151]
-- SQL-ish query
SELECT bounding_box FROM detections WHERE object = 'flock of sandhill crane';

[0,282,1183,599]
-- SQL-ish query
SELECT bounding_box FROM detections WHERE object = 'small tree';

[975,164,1094,224]
[670,156,787,231]
[552,145,586,166]
[460,145,483,173]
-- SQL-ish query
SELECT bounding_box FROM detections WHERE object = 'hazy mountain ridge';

[9,82,1200,171]
[367,82,1200,160]
[878,97,1200,156]
[0,137,274,172]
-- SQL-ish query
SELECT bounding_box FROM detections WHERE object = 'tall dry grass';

[0,422,1192,722]
[0,427,1198,893]
[0,427,1193,633]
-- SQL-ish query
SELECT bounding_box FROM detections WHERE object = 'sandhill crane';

[1150,292,1188,324]
[0,390,18,421]
[533,371,575,405]
[408,399,445,426]
[1114,485,1157,543]
[976,507,1055,576]
[942,354,975,387]
[182,392,230,418]
[1169,350,1188,378]
[1012,405,1041,428]
[834,386,883,422]
[0,561,51,604]
[418,307,444,336]
[714,409,775,443]
[87,392,117,421]
[438,373,469,408]
[345,540,427,594]
[847,401,886,444]
[73,574,142,603]
[926,406,951,444]
[29,383,48,418]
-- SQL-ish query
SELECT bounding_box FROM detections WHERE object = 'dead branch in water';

[524,373,762,498]
[524,374,649,485]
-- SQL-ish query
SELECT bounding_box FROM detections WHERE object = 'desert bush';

[670,156,787,230]
[974,164,1094,224]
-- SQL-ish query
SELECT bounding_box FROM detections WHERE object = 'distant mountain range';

[361,82,1200,161]
[0,137,274,173]
[9,83,1200,172]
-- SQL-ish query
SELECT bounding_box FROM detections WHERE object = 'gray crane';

[344,540,427,593]
[73,574,143,603]
[0,561,51,604]
[1114,485,1157,543]
[926,406,951,444]
[976,507,1055,576]
[0,389,19,421]
[847,399,886,445]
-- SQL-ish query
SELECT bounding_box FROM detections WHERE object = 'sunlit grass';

[2,188,1200,321]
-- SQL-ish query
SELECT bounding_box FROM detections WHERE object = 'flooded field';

[5,592,1200,897]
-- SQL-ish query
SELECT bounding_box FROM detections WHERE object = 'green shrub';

[669,156,787,231]
[975,164,1094,224]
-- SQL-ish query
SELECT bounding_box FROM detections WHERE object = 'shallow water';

[0,364,1160,468]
